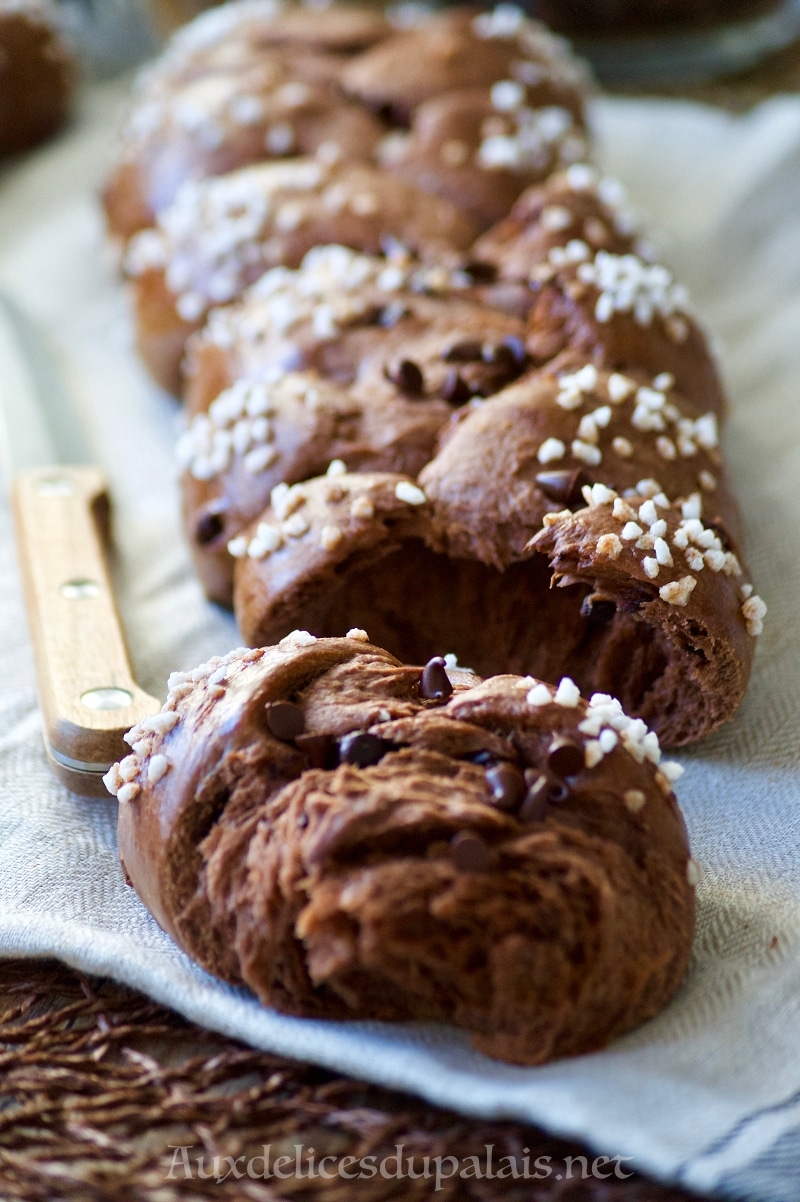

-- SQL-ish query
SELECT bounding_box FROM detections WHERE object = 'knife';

[0,292,159,798]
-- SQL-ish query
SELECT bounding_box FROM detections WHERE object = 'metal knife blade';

[0,293,91,476]
[0,292,159,797]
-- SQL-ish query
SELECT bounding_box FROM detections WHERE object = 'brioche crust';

[110,633,696,1065]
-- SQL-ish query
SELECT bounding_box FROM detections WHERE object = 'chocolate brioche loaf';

[174,164,763,746]
[106,631,696,1065]
[104,1,591,244]
[107,5,764,751]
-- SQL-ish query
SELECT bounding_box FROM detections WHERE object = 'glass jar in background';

[53,0,800,84]
[55,0,155,73]
[523,0,800,83]
[54,0,232,73]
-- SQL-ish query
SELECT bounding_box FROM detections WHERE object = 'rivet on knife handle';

[12,465,160,798]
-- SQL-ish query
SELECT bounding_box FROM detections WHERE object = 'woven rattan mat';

[0,959,707,1200]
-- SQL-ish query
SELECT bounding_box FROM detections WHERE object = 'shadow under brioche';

[107,632,696,1066]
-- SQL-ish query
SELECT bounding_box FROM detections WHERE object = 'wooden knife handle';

[12,465,160,798]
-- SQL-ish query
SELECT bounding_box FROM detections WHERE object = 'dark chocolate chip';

[444,339,483,363]
[450,831,492,874]
[195,509,225,546]
[379,301,410,328]
[466,749,494,765]
[485,762,526,811]
[265,701,305,742]
[548,779,571,803]
[339,731,388,767]
[482,338,527,370]
[619,593,646,613]
[481,342,511,365]
[462,260,498,283]
[547,736,585,778]
[580,595,617,624]
[520,772,550,822]
[349,303,385,328]
[420,657,453,701]
[535,467,592,507]
[440,369,472,407]
[502,334,528,366]
[386,359,424,396]
[297,812,309,830]
[295,732,337,770]
[374,101,410,127]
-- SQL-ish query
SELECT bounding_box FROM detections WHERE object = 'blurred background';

[53,0,800,85]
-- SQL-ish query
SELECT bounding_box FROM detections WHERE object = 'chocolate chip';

[482,338,527,370]
[297,812,309,829]
[339,731,388,767]
[195,509,225,546]
[295,732,337,770]
[547,736,585,778]
[521,772,550,821]
[502,335,528,366]
[374,101,409,127]
[450,831,492,873]
[379,302,410,328]
[346,303,384,328]
[485,762,526,811]
[420,657,453,701]
[444,339,483,363]
[548,779,570,803]
[265,701,305,742]
[580,594,617,624]
[535,467,592,507]
[386,359,424,396]
[462,260,498,283]
[520,769,570,816]
[619,593,646,613]
[466,749,494,765]
[440,369,472,407]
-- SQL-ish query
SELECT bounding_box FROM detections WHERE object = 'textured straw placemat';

[0,959,704,1201]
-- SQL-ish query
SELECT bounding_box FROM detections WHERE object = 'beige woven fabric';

[1,82,799,1202]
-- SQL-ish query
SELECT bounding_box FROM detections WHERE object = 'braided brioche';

[106,2,590,245]
[173,163,762,745]
[106,632,696,1065]
[102,0,769,1064]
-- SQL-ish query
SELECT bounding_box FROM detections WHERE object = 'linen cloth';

[1,81,800,1201]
